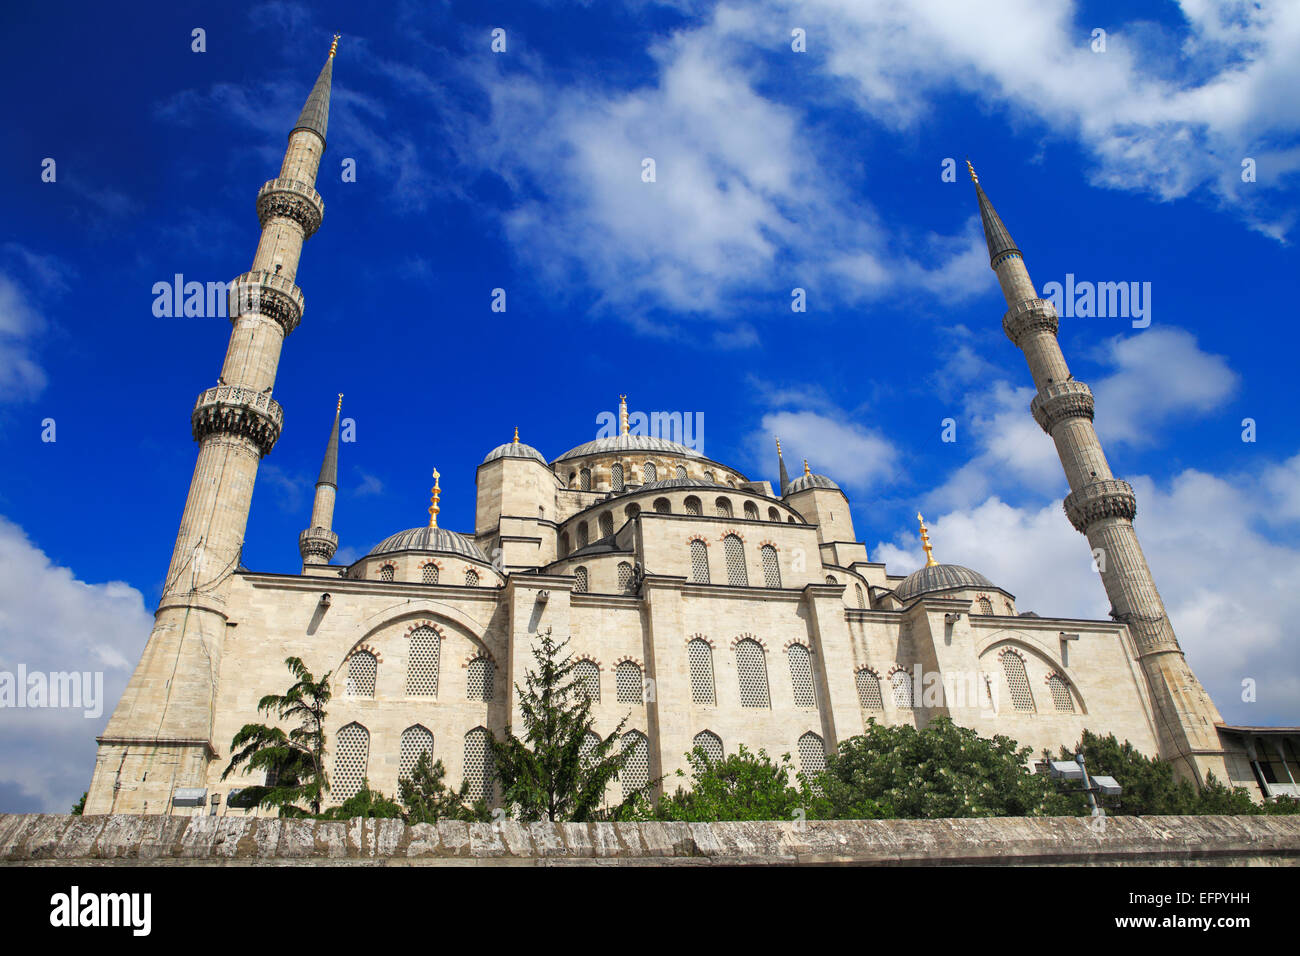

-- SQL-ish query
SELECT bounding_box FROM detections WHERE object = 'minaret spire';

[292,36,338,144]
[300,395,343,567]
[776,437,790,494]
[619,394,629,436]
[916,512,938,568]
[428,468,441,528]
[970,165,1227,785]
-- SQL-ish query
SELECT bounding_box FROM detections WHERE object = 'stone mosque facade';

[84,45,1296,817]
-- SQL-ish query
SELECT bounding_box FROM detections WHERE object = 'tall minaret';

[967,161,1227,784]
[86,40,340,815]
[300,394,343,567]
[776,437,790,494]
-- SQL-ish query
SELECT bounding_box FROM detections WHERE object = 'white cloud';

[0,272,48,402]
[751,408,898,492]
[0,516,153,812]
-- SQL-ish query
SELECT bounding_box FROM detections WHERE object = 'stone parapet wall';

[2,814,1298,866]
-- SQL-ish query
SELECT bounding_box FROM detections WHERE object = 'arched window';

[693,730,723,763]
[579,467,592,491]
[856,669,883,710]
[891,670,914,709]
[620,730,650,799]
[977,595,994,615]
[465,568,479,587]
[611,462,624,491]
[854,583,865,608]
[559,532,570,557]
[576,522,589,548]
[617,561,633,592]
[798,731,827,779]
[467,657,495,701]
[579,730,601,769]
[788,644,815,708]
[599,512,614,538]
[715,497,733,518]
[723,534,748,586]
[333,722,369,801]
[1004,599,1014,615]
[407,626,440,696]
[743,501,759,520]
[575,660,600,702]
[760,545,781,588]
[825,575,837,585]
[421,563,439,585]
[346,651,377,698]
[787,516,797,524]
[676,464,688,479]
[768,507,780,522]
[573,566,589,593]
[625,503,640,520]
[378,564,394,582]
[684,496,702,516]
[1048,674,1074,713]
[616,660,644,703]
[703,470,715,482]
[653,497,670,514]
[463,727,493,803]
[643,461,657,482]
[1002,652,1035,711]
[398,725,433,784]
[735,638,770,708]
[688,639,715,705]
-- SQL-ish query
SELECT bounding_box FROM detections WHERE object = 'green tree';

[70,792,86,815]
[398,751,484,823]
[822,717,1073,819]
[489,628,639,821]
[316,780,404,820]
[223,657,331,816]
[652,744,827,821]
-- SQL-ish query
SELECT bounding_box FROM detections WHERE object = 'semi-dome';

[895,563,994,602]
[482,438,547,466]
[368,526,489,562]
[555,433,703,463]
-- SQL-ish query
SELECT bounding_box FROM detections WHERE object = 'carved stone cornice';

[299,526,339,562]
[256,178,325,238]
[1063,478,1137,533]
[1003,297,1059,347]
[192,385,284,457]
[227,270,305,336]
[1030,380,1095,433]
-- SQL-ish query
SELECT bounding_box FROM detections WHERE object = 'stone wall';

[3,813,1298,865]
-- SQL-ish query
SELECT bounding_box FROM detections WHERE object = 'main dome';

[894,563,994,602]
[368,526,489,562]
[555,433,702,463]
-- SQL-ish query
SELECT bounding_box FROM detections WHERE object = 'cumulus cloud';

[750,408,899,492]
[0,516,153,812]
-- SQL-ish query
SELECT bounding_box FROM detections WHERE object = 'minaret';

[967,160,1227,784]
[300,394,343,567]
[86,40,340,815]
[619,394,630,436]
[776,437,790,494]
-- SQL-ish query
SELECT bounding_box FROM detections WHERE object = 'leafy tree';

[821,717,1073,819]
[651,744,827,821]
[489,628,640,821]
[70,792,86,815]
[316,781,404,820]
[398,751,485,823]
[223,657,331,816]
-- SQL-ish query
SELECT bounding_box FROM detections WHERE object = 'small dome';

[555,434,702,463]
[895,564,994,602]
[482,439,547,466]
[368,526,488,562]
[784,472,840,494]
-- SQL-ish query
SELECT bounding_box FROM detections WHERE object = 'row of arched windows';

[851,655,1076,714]
[376,563,481,586]
[689,536,782,589]
[575,461,745,492]
[330,723,494,803]
[345,633,495,701]
[571,658,645,703]
[560,496,792,558]
[686,638,818,710]
[689,729,827,778]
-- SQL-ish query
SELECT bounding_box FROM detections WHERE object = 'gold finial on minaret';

[619,394,629,436]
[428,468,441,528]
[917,512,938,567]
[803,458,811,477]
[329,34,341,58]
[336,392,343,414]
[513,425,519,443]
[965,158,978,185]
[775,437,782,455]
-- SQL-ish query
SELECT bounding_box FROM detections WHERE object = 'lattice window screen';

[579,731,601,768]
[620,731,650,799]
[1002,653,1035,712]
[891,670,914,709]
[788,644,815,708]
[599,512,614,538]
[798,732,827,779]
[616,661,644,703]
[463,728,493,803]
[654,498,670,514]
[744,501,759,520]
[978,596,994,615]
[694,731,723,763]
[398,725,433,783]
[855,584,866,608]
[760,546,781,588]
[378,565,394,582]
[580,468,592,491]
[1048,674,1075,713]
[715,498,733,518]
[676,464,688,479]
[724,535,748,587]
[422,564,439,584]
[643,461,657,482]
[407,626,440,696]
[856,669,884,710]
[768,507,780,522]
[467,657,495,701]
[573,566,589,593]
[576,523,589,548]
[688,639,715,705]
[611,463,624,491]
[465,568,479,587]
[617,562,633,592]
[575,660,600,702]
[333,723,369,800]
[735,639,770,708]
[346,651,377,698]
[685,497,702,516]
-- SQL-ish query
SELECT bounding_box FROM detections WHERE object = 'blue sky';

[1,0,1299,810]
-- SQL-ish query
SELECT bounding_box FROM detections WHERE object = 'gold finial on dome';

[803,458,811,477]
[328,34,341,58]
[917,512,938,567]
[513,425,519,443]
[336,393,343,414]
[428,468,441,528]
[619,394,629,436]
[965,158,978,185]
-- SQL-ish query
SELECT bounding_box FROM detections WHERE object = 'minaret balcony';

[256,178,325,238]
[299,526,339,561]
[1063,478,1137,533]
[1030,380,1095,433]
[228,270,305,336]
[1002,297,1059,347]
[192,385,285,457]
